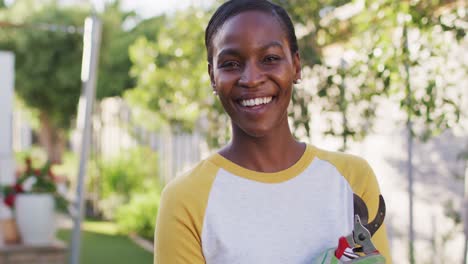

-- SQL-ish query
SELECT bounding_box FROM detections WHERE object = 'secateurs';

[334,194,386,262]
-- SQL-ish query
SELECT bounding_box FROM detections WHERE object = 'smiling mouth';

[238,96,273,107]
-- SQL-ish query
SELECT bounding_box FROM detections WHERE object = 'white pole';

[0,51,15,186]
[70,15,102,264]
[0,51,15,223]
[463,152,468,264]
[403,24,415,264]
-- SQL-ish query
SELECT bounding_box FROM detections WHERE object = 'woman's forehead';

[212,11,289,54]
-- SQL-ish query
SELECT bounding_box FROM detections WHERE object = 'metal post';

[70,15,102,264]
[403,24,415,264]
[0,51,15,224]
[339,58,348,152]
[0,51,15,186]
[463,151,468,264]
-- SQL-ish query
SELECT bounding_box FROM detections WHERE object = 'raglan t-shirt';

[154,144,391,264]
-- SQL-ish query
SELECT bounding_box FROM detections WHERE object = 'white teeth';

[240,96,272,107]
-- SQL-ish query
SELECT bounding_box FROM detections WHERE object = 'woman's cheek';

[216,73,239,89]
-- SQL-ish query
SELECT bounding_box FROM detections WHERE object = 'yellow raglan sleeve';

[313,146,392,263]
[154,161,218,264]
[154,183,205,264]
[354,158,392,264]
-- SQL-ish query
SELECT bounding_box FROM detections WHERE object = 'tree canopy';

[125,8,228,147]
[0,0,146,129]
[279,0,466,145]
[0,0,153,161]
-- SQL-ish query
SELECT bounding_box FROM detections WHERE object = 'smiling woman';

[154,1,391,264]
[208,11,300,142]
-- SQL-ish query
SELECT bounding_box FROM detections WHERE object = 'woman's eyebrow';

[259,41,284,51]
[217,48,241,59]
[217,41,284,59]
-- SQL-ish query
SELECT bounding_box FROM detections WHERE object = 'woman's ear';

[208,63,216,90]
[293,52,301,81]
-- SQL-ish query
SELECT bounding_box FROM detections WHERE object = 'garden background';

[0,0,467,263]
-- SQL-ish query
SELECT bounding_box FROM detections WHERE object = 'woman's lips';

[239,96,273,107]
[235,96,275,114]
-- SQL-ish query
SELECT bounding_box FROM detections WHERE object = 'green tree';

[277,0,465,148]
[125,9,229,147]
[96,1,137,99]
[0,0,145,163]
[0,1,87,163]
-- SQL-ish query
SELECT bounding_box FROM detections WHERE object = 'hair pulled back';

[205,0,298,64]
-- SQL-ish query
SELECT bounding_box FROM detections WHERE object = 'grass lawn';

[57,221,153,264]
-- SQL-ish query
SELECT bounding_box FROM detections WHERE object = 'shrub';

[93,147,160,219]
[99,147,160,199]
[115,191,160,241]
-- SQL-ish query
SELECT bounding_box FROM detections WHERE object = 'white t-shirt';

[154,144,391,264]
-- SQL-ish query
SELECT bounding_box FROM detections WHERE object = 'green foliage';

[1,154,69,211]
[93,147,160,219]
[125,8,229,147]
[0,0,148,131]
[95,1,138,99]
[115,191,160,241]
[98,147,159,199]
[1,2,87,129]
[274,0,350,65]
[280,0,466,146]
[0,0,165,162]
[88,147,161,239]
[126,9,222,133]
[354,1,465,141]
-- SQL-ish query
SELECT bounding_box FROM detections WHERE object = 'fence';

[86,97,205,184]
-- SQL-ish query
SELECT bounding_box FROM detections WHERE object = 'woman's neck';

[219,123,306,173]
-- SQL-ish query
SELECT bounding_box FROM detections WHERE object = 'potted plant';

[1,157,68,245]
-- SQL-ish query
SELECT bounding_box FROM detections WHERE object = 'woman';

[154,1,391,263]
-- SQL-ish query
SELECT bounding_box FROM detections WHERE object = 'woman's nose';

[238,62,265,88]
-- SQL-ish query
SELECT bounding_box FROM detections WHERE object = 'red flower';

[34,169,41,177]
[14,184,23,193]
[4,194,15,208]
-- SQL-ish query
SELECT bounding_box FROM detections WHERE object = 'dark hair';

[205,0,298,63]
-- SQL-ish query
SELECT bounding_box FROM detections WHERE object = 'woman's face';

[209,10,301,138]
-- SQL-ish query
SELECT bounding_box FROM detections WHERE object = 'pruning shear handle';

[335,194,386,260]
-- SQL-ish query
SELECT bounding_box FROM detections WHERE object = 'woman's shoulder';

[160,156,220,204]
[309,144,381,196]
[310,144,370,169]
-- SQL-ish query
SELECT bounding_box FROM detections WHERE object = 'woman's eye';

[263,55,280,64]
[220,61,241,69]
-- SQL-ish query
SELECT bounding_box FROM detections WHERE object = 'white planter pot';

[15,193,56,245]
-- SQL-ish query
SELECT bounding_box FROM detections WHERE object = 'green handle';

[313,248,386,264]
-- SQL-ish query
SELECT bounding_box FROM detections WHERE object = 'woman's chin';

[237,124,272,138]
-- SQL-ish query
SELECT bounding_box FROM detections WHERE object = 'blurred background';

[0,0,466,263]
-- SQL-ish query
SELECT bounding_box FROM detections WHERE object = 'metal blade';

[364,194,386,236]
[353,193,369,224]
